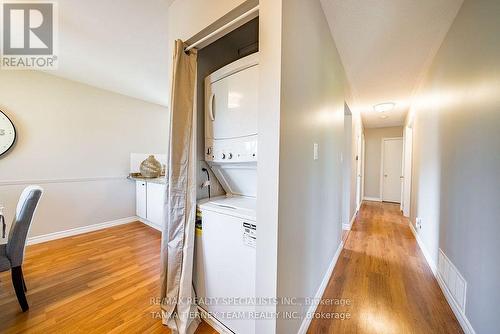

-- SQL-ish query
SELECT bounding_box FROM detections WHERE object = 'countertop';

[127,176,167,185]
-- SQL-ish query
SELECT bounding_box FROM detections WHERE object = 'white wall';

[363,126,403,199]
[168,0,247,44]
[255,0,283,332]
[409,0,500,332]
[276,0,348,332]
[0,70,168,238]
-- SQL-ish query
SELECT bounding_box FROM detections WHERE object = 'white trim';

[402,127,413,217]
[27,216,139,245]
[363,196,381,202]
[408,221,476,334]
[0,176,128,187]
[137,217,162,232]
[185,5,259,52]
[361,133,366,201]
[197,306,233,334]
[298,240,344,334]
[408,221,436,273]
[343,211,357,231]
[380,137,403,202]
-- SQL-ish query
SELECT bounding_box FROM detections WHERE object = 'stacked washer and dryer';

[194,53,259,334]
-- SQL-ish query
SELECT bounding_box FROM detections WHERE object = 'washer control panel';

[205,135,257,163]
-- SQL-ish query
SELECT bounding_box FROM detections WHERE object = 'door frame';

[355,133,362,210]
[380,137,404,202]
[360,133,366,208]
[402,126,413,216]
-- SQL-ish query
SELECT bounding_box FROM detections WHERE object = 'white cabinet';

[135,181,165,229]
[146,182,165,227]
[136,181,147,219]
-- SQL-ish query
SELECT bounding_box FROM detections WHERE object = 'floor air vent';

[438,249,467,312]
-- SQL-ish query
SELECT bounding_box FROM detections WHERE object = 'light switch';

[313,143,319,160]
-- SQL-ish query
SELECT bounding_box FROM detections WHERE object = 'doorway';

[342,106,353,228]
[356,133,363,209]
[402,126,413,216]
[381,137,403,203]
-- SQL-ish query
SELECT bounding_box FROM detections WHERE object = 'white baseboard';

[27,216,139,245]
[137,217,162,232]
[363,196,381,202]
[408,222,437,274]
[408,221,476,334]
[298,240,344,334]
[197,306,232,334]
[343,212,358,231]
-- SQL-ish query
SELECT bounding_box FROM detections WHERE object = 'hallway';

[308,201,463,334]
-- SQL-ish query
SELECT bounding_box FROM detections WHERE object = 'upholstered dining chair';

[0,185,43,312]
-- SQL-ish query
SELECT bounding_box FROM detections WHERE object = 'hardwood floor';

[1,204,464,333]
[0,222,217,334]
[308,201,463,334]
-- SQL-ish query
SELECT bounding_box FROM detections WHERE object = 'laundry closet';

[192,17,259,334]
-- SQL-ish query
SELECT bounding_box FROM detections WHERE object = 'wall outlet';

[416,217,423,229]
[313,143,319,160]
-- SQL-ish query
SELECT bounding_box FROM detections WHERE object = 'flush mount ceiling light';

[379,115,388,119]
[374,102,395,113]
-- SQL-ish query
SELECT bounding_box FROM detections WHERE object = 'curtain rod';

[184,5,259,52]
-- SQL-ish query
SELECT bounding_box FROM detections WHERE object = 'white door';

[382,138,403,203]
[206,65,259,140]
[361,134,366,204]
[146,183,165,227]
[136,181,147,219]
[402,127,413,216]
[355,134,362,208]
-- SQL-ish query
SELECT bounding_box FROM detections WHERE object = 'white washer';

[194,53,259,334]
[195,196,256,334]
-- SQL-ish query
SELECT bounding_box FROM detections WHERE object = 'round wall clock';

[0,110,16,157]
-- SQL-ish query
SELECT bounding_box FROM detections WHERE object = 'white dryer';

[194,53,259,334]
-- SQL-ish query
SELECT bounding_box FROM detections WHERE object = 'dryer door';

[206,64,258,140]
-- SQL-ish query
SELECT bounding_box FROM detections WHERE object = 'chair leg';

[11,266,29,312]
[22,275,27,292]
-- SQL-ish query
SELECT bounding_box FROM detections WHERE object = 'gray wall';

[0,70,168,237]
[409,0,500,332]
[277,0,347,332]
[363,126,403,199]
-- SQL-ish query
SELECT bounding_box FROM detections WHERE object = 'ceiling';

[321,0,463,128]
[48,0,173,106]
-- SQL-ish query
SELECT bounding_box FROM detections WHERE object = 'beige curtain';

[161,39,200,334]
